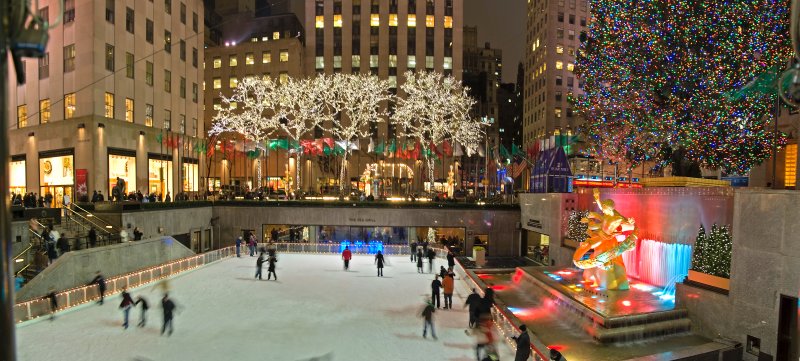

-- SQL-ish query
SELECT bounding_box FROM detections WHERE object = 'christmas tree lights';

[691,224,732,278]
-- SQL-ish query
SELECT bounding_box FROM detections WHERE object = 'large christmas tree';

[574,0,792,173]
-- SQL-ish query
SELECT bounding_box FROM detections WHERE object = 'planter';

[473,248,486,267]
[687,270,730,291]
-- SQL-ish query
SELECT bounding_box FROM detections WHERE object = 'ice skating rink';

[16,253,516,361]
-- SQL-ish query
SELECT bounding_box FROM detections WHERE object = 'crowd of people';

[11,192,54,208]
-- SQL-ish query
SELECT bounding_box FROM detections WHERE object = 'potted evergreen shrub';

[687,224,732,291]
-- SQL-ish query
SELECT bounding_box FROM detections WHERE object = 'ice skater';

[374,251,385,277]
[46,289,58,321]
[341,246,352,271]
[255,252,265,280]
[89,271,107,305]
[410,241,418,262]
[248,233,257,257]
[439,266,448,279]
[512,325,532,361]
[421,298,437,340]
[427,248,436,273]
[431,276,442,309]
[442,273,454,309]
[135,295,149,327]
[161,293,177,336]
[416,251,424,273]
[235,236,242,257]
[447,250,456,270]
[267,253,278,280]
[464,288,482,328]
[119,288,134,329]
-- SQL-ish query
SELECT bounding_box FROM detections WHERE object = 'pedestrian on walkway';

[161,293,177,336]
[427,248,436,273]
[235,236,242,258]
[464,288,482,328]
[416,250,424,273]
[255,253,265,280]
[447,250,456,270]
[410,241,418,262]
[421,299,437,340]
[431,276,442,309]
[89,271,107,305]
[512,325,532,361]
[341,246,352,271]
[135,296,149,327]
[374,251,385,277]
[47,289,58,321]
[248,233,257,257]
[119,288,134,329]
[267,253,278,280]
[442,273,454,309]
[88,228,97,248]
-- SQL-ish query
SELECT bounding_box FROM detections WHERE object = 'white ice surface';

[16,253,515,361]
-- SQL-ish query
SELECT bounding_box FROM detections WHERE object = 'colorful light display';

[574,0,792,173]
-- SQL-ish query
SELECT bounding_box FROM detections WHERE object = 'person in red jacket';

[342,246,352,270]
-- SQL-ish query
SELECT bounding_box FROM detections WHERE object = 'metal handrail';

[62,206,114,236]
[71,203,118,232]
[62,214,90,233]
[12,242,33,262]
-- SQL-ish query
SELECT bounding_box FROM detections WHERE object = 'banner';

[75,169,88,198]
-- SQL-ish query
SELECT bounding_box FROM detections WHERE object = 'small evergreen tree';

[691,223,732,278]
[691,224,707,273]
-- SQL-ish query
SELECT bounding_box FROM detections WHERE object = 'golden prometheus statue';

[572,188,637,290]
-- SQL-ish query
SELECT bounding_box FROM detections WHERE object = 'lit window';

[145,104,154,127]
[556,45,563,54]
[554,108,562,118]
[39,99,50,124]
[371,14,380,26]
[426,15,434,27]
[279,72,288,84]
[567,63,574,71]
[352,55,361,67]
[262,52,272,64]
[246,53,255,65]
[17,105,27,128]
[316,56,325,69]
[125,98,134,122]
[229,101,238,110]
[333,56,342,68]
[273,31,280,40]
[229,76,238,88]
[280,50,289,62]
[444,57,452,70]
[315,15,324,28]
[251,37,258,43]
[426,55,433,68]
[213,77,221,89]
[444,16,453,28]
[213,57,221,68]
[370,55,379,68]
[213,98,221,110]
[389,14,398,26]
[229,55,238,67]
[389,54,397,67]
[389,75,397,88]
[104,92,114,118]
[64,93,76,119]
[408,55,416,68]
[408,14,416,27]
[555,61,563,70]
[334,15,343,27]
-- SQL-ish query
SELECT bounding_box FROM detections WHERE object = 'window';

[557,12,564,22]
[389,14,398,26]
[371,14,380,26]
[213,77,221,89]
[146,19,154,43]
[370,55,379,67]
[229,76,238,89]
[192,48,197,68]
[567,77,574,87]
[179,40,186,61]
[164,30,171,53]
[426,55,434,68]
[229,55,238,67]
[556,45,563,54]
[165,0,171,14]
[180,77,186,98]
[192,118,198,137]
[408,55,416,68]
[126,52,134,78]
[566,108,573,118]
[279,72,288,84]
[426,15,434,27]
[556,28,564,39]
[164,70,171,92]
[104,92,114,118]
[567,63,574,72]
[333,56,342,68]
[146,61,153,85]
[568,47,575,56]
[64,0,75,23]
[39,99,50,124]
[179,115,185,133]
[273,31,280,40]
[315,15,324,28]
[213,98,221,110]
[569,14,575,24]
[352,55,361,68]
[245,53,254,65]
[444,16,453,28]
[38,53,49,79]
[213,57,221,68]
[444,57,452,70]
[556,75,563,86]
[103,44,114,71]
[192,83,198,103]
[145,104,154,127]
[180,2,186,24]
[39,6,49,23]
[63,44,75,72]
[192,12,198,32]
[164,110,171,129]
[580,17,586,26]
[125,7,134,33]
[64,93,76,119]
[17,105,27,128]
[262,52,271,64]
[105,0,114,23]
[568,30,575,40]
[554,108,562,118]
[408,14,416,27]
[315,56,324,69]
[279,50,289,62]
[124,98,134,122]
[555,61,563,70]
[334,14,343,27]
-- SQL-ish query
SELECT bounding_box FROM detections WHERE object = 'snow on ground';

[16,253,516,361]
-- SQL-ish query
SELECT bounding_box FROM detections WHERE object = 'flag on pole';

[367,138,375,153]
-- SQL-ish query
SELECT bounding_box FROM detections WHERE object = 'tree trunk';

[295,153,302,192]
[427,157,435,193]
[339,153,349,195]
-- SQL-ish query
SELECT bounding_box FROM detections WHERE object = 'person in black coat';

[431,276,442,309]
[119,289,134,329]
[512,325,532,361]
[374,251,385,277]
[464,288,482,328]
[416,250,424,273]
[47,289,58,321]
[255,253,265,280]
[446,250,455,269]
[427,248,436,273]
[135,296,149,327]
[267,254,278,280]
[90,272,107,305]
[161,294,176,336]
[56,234,69,255]
[133,227,143,241]
[88,228,97,248]
[46,237,58,265]
[409,241,417,262]
[439,266,448,279]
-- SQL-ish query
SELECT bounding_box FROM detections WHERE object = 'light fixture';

[98,123,105,128]
[77,123,85,129]
[139,131,145,136]
[27,132,34,137]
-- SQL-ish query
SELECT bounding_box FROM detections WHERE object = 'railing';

[63,206,117,237]
[257,242,413,255]
[14,246,237,323]
[12,242,35,277]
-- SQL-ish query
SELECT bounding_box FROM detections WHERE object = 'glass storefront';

[40,154,74,208]
[148,158,173,197]
[108,153,136,195]
[9,159,26,195]
[182,161,199,192]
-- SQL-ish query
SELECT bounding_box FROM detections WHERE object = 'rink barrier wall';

[14,246,237,323]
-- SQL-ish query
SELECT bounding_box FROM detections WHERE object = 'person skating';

[235,236,242,258]
[341,246,352,271]
[248,233,256,257]
[47,289,58,321]
[161,293,176,336]
[374,251,385,277]
[410,241,417,262]
[255,253,265,280]
[119,288,134,329]
[431,276,442,309]
[266,253,278,280]
[416,251,424,273]
[442,273,454,309]
[512,325,532,361]
[135,296,149,327]
[464,288,482,328]
[447,250,456,270]
[421,298,437,340]
[90,271,107,305]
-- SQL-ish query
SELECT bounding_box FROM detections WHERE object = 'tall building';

[7,0,206,204]
[523,0,590,148]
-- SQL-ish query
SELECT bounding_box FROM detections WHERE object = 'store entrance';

[40,186,73,208]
